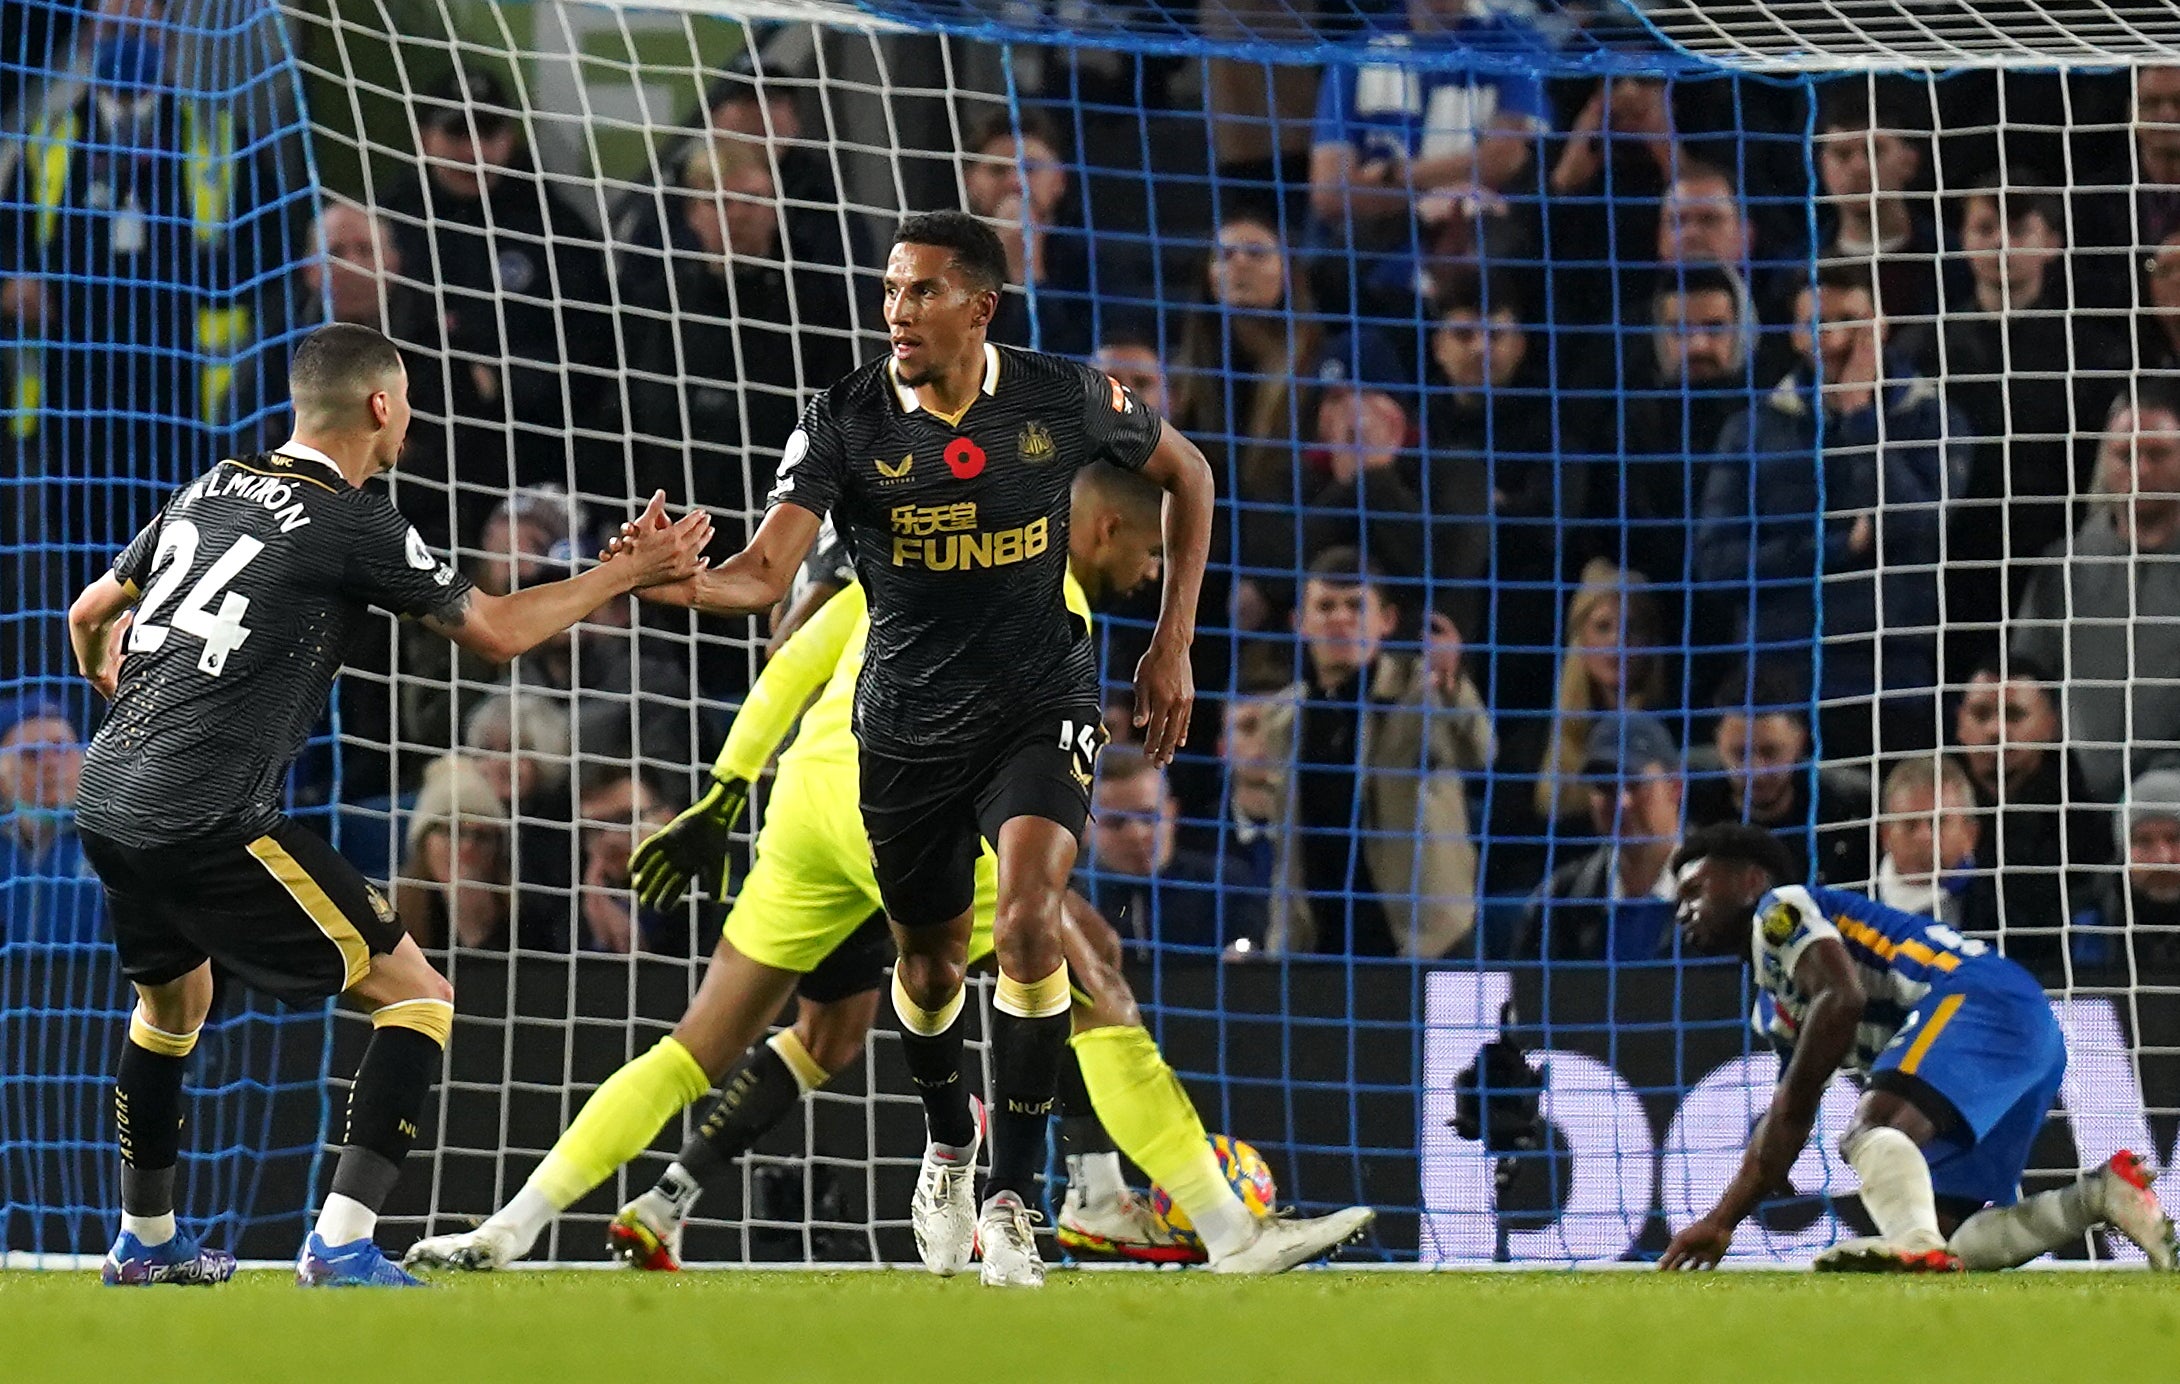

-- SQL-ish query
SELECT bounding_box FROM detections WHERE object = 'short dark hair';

[1670,821,1798,886]
[1800,260,1877,305]
[1229,665,1292,698]
[1096,317,1161,355]
[1302,544,1388,590]
[1652,261,1741,309]
[2107,376,2180,428]
[1816,79,1927,137]
[894,210,1009,294]
[1215,197,1284,237]
[422,66,514,137]
[1073,460,1162,525]
[289,323,404,415]
[967,105,1060,158]
[705,75,792,114]
[1968,650,2059,694]
[1670,158,1740,196]
[1710,663,1809,721]
[1096,742,1165,791]
[1435,270,1526,323]
[1958,170,2066,243]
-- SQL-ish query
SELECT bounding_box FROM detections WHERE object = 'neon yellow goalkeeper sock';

[526,1037,711,1212]
[1071,1024,1257,1259]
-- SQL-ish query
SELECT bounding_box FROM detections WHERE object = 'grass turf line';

[3,1269,2175,1383]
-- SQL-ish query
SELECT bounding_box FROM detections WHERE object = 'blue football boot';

[101,1230,237,1286]
[296,1232,424,1287]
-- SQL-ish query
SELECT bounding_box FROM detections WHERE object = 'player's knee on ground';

[794,993,878,1074]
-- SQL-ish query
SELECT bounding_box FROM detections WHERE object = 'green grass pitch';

[4,1268,2176,1383]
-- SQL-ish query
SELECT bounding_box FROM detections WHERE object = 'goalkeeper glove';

[630,774,750,911]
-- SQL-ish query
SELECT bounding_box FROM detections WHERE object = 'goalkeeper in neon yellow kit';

[405,464,1372,1276]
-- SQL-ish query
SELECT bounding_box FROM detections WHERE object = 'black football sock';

[319,1020,444,1244]
[892,974,976,1149]
[116,1035,190,1237]
[656,1038,813,1221]
[899,1027,977,1149]
[985,1008,1070,1202]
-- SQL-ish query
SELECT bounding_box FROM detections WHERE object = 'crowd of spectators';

[1058,24,2180,980]
[7,1,2180,979]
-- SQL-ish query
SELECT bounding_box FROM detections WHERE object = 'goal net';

[4,0,2177,1266]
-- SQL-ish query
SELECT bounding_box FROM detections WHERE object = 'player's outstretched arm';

[1132,421,1215,767]
[1661,937,1865,1270]
[620,504,821,620]
[68,573,137,702]
[426,492,711,665]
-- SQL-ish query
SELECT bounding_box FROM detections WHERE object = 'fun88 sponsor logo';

[1418,970,2173,1265]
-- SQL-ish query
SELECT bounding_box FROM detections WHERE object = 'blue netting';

[1,0,328,1261]
[4,0,2165,1268]
[854,0,1730,76]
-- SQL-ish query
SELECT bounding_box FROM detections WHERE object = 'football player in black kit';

[618,210,1214,1287]
[66,323,711,1287]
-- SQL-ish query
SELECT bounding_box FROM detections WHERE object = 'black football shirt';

[767,344,1160,758]
[76,448,474,848]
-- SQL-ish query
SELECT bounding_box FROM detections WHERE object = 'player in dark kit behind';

[618,210,1215,1286]
[65,323,711,1288]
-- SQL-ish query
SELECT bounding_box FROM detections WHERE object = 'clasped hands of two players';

[79,492,708,705]
[611,491,714,591]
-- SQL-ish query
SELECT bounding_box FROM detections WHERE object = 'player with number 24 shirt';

[66,323,709,1289]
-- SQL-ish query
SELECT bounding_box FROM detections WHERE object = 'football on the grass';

[1149,1134,1276,1247]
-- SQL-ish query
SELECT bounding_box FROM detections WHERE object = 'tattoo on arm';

[420,590,473,637]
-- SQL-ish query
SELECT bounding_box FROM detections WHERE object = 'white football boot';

[1208,1206,1375,1276]
[1812,1235,1962,1273]
[977,1191,1046,1288]
[403,1221,522,1272]
[606,1194,686,1271]
[910,1099,983,1277]
[1056,1183,1201,1264]
[2092,1150,2178,1270]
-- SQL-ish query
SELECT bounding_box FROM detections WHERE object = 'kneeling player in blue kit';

[1662,823,2175,1273]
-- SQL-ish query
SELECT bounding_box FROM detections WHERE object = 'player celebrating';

[64,323,710,1287]
[1661,823,2176,1273]
[612,210,1211,1287]
[404,463,1370,1277]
